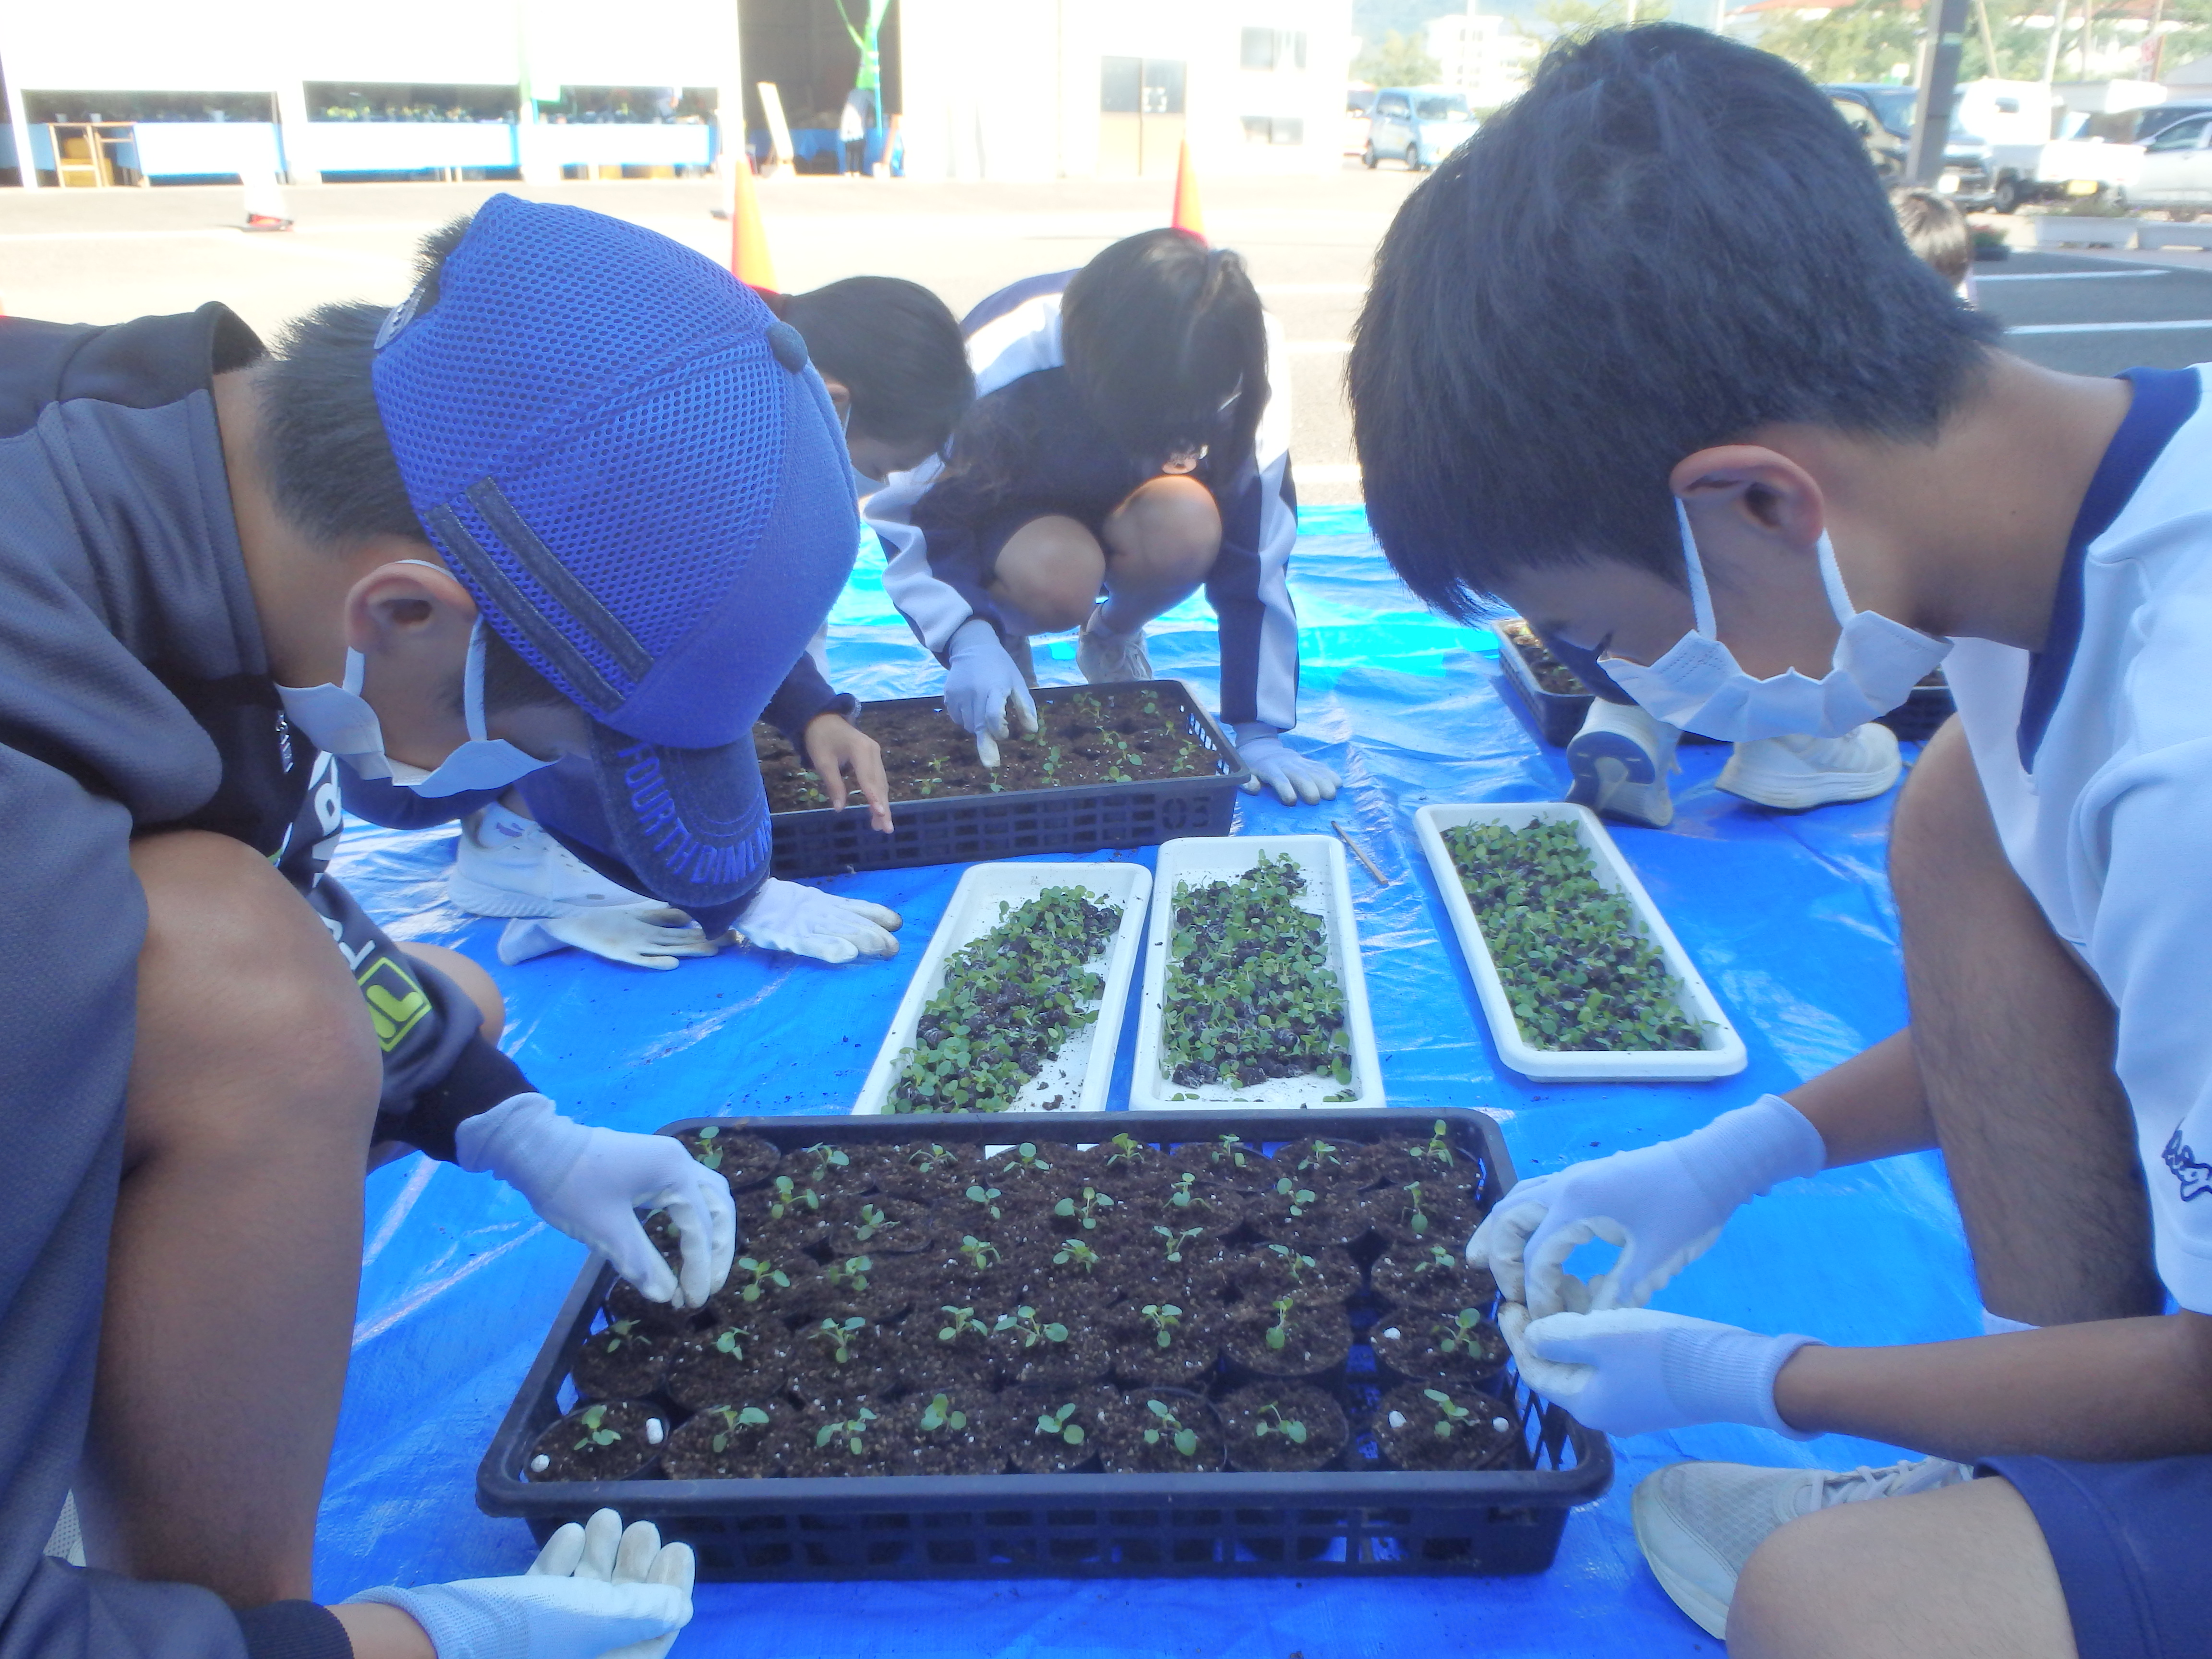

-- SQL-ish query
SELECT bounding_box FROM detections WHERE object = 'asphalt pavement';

[1980,246,2212,375]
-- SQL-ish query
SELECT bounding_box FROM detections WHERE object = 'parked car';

[1823,83,1997,207]
[1363,87,1478,171]
[2113,109,2212,210]
[1346,86,1377,157]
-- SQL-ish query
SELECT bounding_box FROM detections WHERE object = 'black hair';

[780,276,974,449]
[1890,186,1972,290]
[260,215,562,713]
[1061,229,1269,478]
[1347,24,2001,619]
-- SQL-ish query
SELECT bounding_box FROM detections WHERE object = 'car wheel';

[1363,142,1378,169]
[2104,186,2129,213]
[1993,175,2021,215]
[1406,144,1421,170]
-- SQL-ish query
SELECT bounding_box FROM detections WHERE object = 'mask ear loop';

[1672,498,1720,636]
[1811,531,1858,626]
[463,620,493,743]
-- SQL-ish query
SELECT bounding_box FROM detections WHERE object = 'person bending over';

[0,195,860,1659]
[869,228,1341,805]
[341,273,974,967]
[1352,26,2212,1659]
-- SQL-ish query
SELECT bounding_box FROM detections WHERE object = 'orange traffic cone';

[1170,140,1206,244]
[728,154,778,293]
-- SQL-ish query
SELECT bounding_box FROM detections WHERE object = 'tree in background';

[1354,29,1444,84]
[1754,0,1920,83]
[1752,0,2212,90]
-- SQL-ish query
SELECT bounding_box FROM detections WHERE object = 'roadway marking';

[2006,318,2212,333]
[1287,340,1353,354]
[1260,282,1369,295]
[1977,268,2168,281]
[1299,463,1363,484]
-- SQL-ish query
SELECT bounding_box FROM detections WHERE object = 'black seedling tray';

[769,680,1250,878]
[1875,675,1955,744]
[479,1108,1611,1580]
[1490,625,1592,748]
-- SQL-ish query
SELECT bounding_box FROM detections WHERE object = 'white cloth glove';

[944,616,1037,767]
[1501,1303,1820,1440]
[346,1509,694,1659]
[733,878,901,963]
[457,1094,736,1308]
[1469,1094,1825,1318]
[1232,723,1341,805]
[498,906,719,972]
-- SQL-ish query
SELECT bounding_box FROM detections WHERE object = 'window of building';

[24,90,276,123]
[1240,115,1305,144]
[304,83,519,122]
[1239,28,1307,72]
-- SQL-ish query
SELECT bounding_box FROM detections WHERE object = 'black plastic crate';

[479,1108,1611,1580]
[768,680,1250,878]
[1875,675,1956,744]
[1490,624,1592,749]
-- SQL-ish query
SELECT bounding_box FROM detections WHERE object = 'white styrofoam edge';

[1129,834,1386,1111]
[851,861,1153,1115]
[1414,803,1748,1082]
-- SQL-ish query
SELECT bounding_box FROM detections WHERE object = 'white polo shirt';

[1945,364,2212,1314]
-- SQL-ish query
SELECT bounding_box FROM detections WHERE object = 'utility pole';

[1906,0,1970,184]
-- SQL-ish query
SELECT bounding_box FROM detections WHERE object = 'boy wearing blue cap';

[0,196,859,1659]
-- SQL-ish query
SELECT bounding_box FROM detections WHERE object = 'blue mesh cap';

[372,193,858,914]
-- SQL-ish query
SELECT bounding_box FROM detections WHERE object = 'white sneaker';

[1564,697,1682,828]
[1718,723,1901,810]
[1075,603,1152,685]
[448,804,650,918]
[1633,1455,1971,1637]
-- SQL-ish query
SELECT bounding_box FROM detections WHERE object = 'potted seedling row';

[1486,618,1594,747]
[852,861,1152,1115]
[1413,803,1746,1082]
[1131,836,1385,1111]
[478,1108,1612,1581]
[755,680,1250,877]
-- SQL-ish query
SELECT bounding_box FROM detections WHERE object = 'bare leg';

[1890,719,2161,1324]
[987,514,1107,635]
[401,942,505,1043]
[1729,1477,2075,1659]
[76,831,381,1605]
[1096,475,1221,635]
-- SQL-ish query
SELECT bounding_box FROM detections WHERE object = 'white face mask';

[1603,501,1952,743]
[275,614,553,797]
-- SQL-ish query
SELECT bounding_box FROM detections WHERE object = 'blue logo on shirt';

[2162,1128,2212,1201]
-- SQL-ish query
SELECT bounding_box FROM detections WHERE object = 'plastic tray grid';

[478,1109,1611,1580]
[768,681,1250,878]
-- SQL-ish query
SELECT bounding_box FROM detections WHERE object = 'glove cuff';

[344,1585,523,1659]
[1684,1094,1827,1208]
[452,1092,566,1180]
[947,616,1004,659]
[1664,1327,1824,1440]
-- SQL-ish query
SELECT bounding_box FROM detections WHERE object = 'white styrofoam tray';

[852,861,1152,1116]
[1414,802,1747,1082]
[1129,834,1385,1111]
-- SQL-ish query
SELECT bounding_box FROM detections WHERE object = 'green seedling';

[1211,1133,1252,1170]
[1436,1309,1491,1357]
[1139,1303,1183,1349]
[1263,1296,1295,1352]
[1162,854,1351,1089]
[1409,1119,1458,1171]
[823,1255,872,1294]
[1274,1177,1319,1218]
[917,1393,967,1433]
[798,1142,851,1179]
[1034,1402,1084,1446]
[937,1305,989,1342]
[1264,1243,1321,1286]
[706,1404,769,1454]
[1053,1186,1116,1230]
[573,1403,622,1451]
[1253,1403,1309,1445]
[1052,1238,1101,1271]
[1102,1132,1153,1170]
[993,1305,1069,1348]
[1409,1242,1461,1282]
[1296,1139,1348,1178]
[963,1184,1004,1222]
[1154,1224,1202,1264]
[601,1318,639,1353]
[816,1405,877,1457]
[806,1316,868,1365]
[1424,1388,1475,1439]
[689,1125,724,1170]
[732,1255,790,1302]
[1142,1398,1201,1458]
[958,1234,1002,1273]
[905,1142,959,1174]
[848,1203,899,1244]
[999,1141,1053,1175]
[1402,1181,1431,1237]
[710,1328,745,1358]
[768,1175,822,1220]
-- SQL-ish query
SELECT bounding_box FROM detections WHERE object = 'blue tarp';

[320,506,1975,1656]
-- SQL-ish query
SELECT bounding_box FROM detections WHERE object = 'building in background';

[1420,8,1539,110]
[0,0,1351,188]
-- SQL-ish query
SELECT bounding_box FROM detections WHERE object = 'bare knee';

[1103,474,1221,585]
[127,832,380,1166]
[402,943,505,1043]
[989,515,1107,633]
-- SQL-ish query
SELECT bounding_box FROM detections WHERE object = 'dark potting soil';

[570,1319,672,1400]
[874,1387,1007,1477]
[674,1126,782,1190]
[788,1316,905,1393]
[1093,1132,1180,1182]
[871,1140,974,1200]
[661,1399,786,1480]
[1217,1380,1350,1473]
[602,1276,697,1336]
[773,1394,892,1477]
[1232,1241,1364,1306]
[793,1254,912,1324]
[1270,1136,1382,1191]
[1134,1173,1246,1232]
[1366,1182,1480,1251]
[1371,1382,1524,1473]
[823,1194,937,1259]
[895,1312,997,1395]
[782,1142,878,1199]
[709,1252,820,1323]
[1237,1178,1349,1248]
[1363,1121,1471,1190]
[1498,618,1586,695]
[1371,1308,1509,1388]
[753,685,1229,812]
[1096,1391,1226,1475]
[1370,1243,1499,1313]
[1001,1385,1116,1474]
[528,1399,669,1482]
[1223,1297,1355,1379]
[994,1314,1115,1391]
[1171,1135,1267,1181]
[664,1322,799,1411]
[1107,1300,1223,1390]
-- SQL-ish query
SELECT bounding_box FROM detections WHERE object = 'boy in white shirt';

[1351,25,2212,1659]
